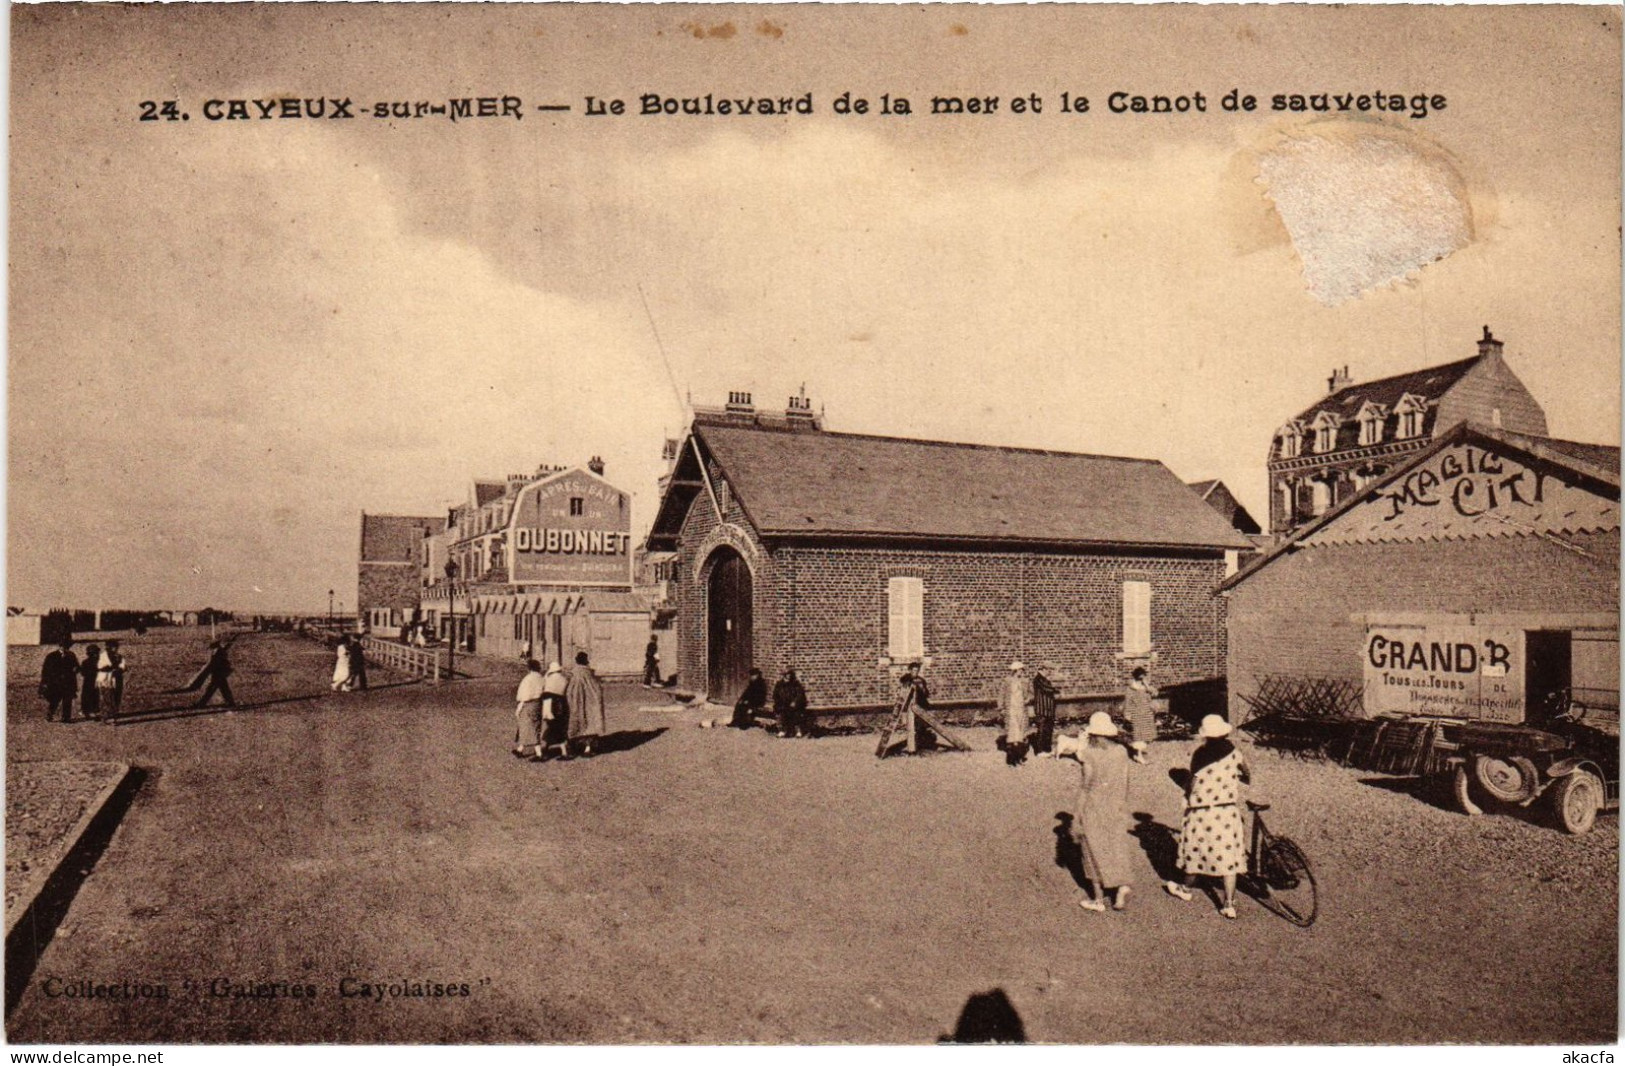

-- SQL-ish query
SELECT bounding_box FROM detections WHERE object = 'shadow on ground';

[939,988,1026,1043]
[6,767,149,1016]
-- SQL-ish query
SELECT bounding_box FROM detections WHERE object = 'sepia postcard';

[5,2,1620,1057]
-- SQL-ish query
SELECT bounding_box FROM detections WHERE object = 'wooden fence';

[358,636,445,684]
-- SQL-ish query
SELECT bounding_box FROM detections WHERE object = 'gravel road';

[5,629,1616,1044]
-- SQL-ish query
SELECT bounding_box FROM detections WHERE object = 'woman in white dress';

[331,637,354,692]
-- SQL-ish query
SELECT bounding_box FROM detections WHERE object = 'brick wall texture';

[672,474,1229,708]
[1225,530,1620,720]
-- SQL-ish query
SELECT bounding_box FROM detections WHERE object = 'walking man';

[642,637,662,687]
[195,640,237,708]
[40,639,78,722]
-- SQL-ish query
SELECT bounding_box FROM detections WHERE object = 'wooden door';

[707,548,753,699]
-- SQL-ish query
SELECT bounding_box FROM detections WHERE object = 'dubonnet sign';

[507,470,632,586]
[1363,620,1524,723]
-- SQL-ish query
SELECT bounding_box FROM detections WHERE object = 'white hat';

[1199,714,1232,739]
[547,661,563,673]
[1085,711,1119,737]
[1009,661,1026,672]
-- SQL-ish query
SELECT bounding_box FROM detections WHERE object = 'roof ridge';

[699,421,1163,465]
[1320,353,1483,403]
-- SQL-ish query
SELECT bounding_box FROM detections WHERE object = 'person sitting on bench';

[730,668,768,729]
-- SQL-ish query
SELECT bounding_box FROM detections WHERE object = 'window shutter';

[888,577,924,659]
[1123,581,1151,655]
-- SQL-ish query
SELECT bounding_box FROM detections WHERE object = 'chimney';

[1477,325,1503,360]
[785,384,818,429]
[1327,365,1352,393]
[587,455,605,476]
[725,390,755,416]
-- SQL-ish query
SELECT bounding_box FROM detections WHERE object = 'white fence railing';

[358,636,445,684]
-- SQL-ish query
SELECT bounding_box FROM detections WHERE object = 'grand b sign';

[507,470,632,586]
[1363,620,1524,723]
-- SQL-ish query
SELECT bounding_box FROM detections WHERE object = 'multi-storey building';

[1268,328,1548,537]
[404,459,651,675]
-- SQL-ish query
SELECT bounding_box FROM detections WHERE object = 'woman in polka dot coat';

[1166,714,1250,918]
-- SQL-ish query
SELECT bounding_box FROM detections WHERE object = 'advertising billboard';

[1363,619,1524,723]
[507,470,633,587]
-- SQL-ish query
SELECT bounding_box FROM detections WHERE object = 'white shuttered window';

[887,577,924,659]
[1122,581,1151,656]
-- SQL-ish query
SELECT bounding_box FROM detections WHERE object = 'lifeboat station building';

[645,403,1254,710]
[1222,422,1619,726]
[415,461,650,676]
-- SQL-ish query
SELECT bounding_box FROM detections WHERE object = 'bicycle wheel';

[1256,837,1318,927]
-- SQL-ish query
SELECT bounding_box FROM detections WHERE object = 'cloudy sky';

[9,4,1619,613]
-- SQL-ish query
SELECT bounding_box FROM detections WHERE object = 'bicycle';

[1242,800,1318,927]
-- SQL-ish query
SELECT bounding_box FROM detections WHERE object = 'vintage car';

[1345,690,1619,834]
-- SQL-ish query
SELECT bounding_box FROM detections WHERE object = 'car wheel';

[1551,771,1601,835]
[1474,754,1540,804]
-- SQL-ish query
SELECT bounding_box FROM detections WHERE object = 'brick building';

[1224,423,1619,724]
[1268,328,1548,538]
[416,461,651,675]
[357,513,441,631]
[645,400,1253,710]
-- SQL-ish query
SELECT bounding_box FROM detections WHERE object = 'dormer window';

[1309,411,1342,454]
[1356,402,1388,446]
[1278,423,1303,459]
[1394,394,1427,439]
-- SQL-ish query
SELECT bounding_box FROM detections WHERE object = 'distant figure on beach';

[566,651,606,757]
[730,668,768,730]
[79,642,102,721]
[332,637,354,692]
[40,639,78,723]
[194,640,237,708]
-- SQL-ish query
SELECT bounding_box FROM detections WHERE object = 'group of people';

[331,634,369,692]
[1061,711,1252,919]
[728,667,813,738]
[38,638,128,722]
[511,652,607,761]
[999,663,1158,765]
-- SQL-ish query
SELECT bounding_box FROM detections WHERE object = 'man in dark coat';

[642,638,662,687]
[730,668,768,729]
[40,639,78,722]
[194,641,237,708]
[773,667,811,738]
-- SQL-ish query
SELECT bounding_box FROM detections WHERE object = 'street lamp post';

[328,589,334,629]
[443,559,458,681]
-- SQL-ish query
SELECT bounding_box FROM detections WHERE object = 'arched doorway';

[706,547,753,700]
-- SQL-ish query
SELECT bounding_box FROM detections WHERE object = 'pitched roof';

[1533,437,1620,474]
[472,480,508,508]
[1186,479,1262,536]
[1290,355,1482,429]
[1222,423,1620,591]
[359,514,438,563]
[676,423,1252,550]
